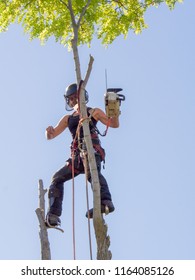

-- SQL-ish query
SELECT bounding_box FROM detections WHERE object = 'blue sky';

[0,1,194,260]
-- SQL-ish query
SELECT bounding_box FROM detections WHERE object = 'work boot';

[85,200,115,219]
[45,213,61,227]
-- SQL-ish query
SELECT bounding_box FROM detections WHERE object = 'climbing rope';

[71,116,93,259]
[82,146,93,260]
[70,113,86,260]
[71,148,76,260]
[71,117,84,260]
[70,81,109,260]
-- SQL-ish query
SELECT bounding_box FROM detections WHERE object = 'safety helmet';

[64,83,89,111]
[65,83,77,98]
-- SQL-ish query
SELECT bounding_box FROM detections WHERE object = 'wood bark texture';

[35,179,51,260]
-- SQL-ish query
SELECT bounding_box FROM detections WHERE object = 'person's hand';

[45,126,55,139]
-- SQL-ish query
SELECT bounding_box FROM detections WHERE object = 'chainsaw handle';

[117,94,125,101]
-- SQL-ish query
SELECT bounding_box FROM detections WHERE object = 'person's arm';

[91,108,119,128]
[45,115,69,140]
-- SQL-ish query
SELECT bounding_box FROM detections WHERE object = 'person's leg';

[46,159,79,226]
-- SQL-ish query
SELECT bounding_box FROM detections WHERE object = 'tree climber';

[45,83,120,227]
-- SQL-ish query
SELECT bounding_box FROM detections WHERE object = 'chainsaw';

[105,88,125,117]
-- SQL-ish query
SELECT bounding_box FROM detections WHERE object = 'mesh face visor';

[64,93,77,111]
[64,91,89,111]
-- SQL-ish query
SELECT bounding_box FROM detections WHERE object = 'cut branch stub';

[35,179,51,260]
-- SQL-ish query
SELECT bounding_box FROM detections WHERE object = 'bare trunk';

[35,179,51,260]
[59,0,112,259]
[71,40,112,260]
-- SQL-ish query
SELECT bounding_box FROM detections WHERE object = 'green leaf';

[0,0,183,47]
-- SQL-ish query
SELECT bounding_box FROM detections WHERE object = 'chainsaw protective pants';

[47,153,112,217]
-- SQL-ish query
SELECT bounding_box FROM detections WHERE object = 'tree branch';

[83,55,94,86]
[35,179,51,260]
[58,0,69,9]
[24,0,34,10]
[79,56,112,260]
[67,0,77,28]
[66,0,81,82]
[77,0,92,28]
[2,0,8,7]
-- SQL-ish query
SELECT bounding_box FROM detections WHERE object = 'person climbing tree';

[45,83,120,227]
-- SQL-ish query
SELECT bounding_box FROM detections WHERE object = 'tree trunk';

[35,179,51,260]
[63,0,112,259]
[71,42,112,260]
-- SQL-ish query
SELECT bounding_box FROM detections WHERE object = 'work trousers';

[48,152,112,216]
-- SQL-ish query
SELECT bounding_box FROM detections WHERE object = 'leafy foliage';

[0,0,183,48]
